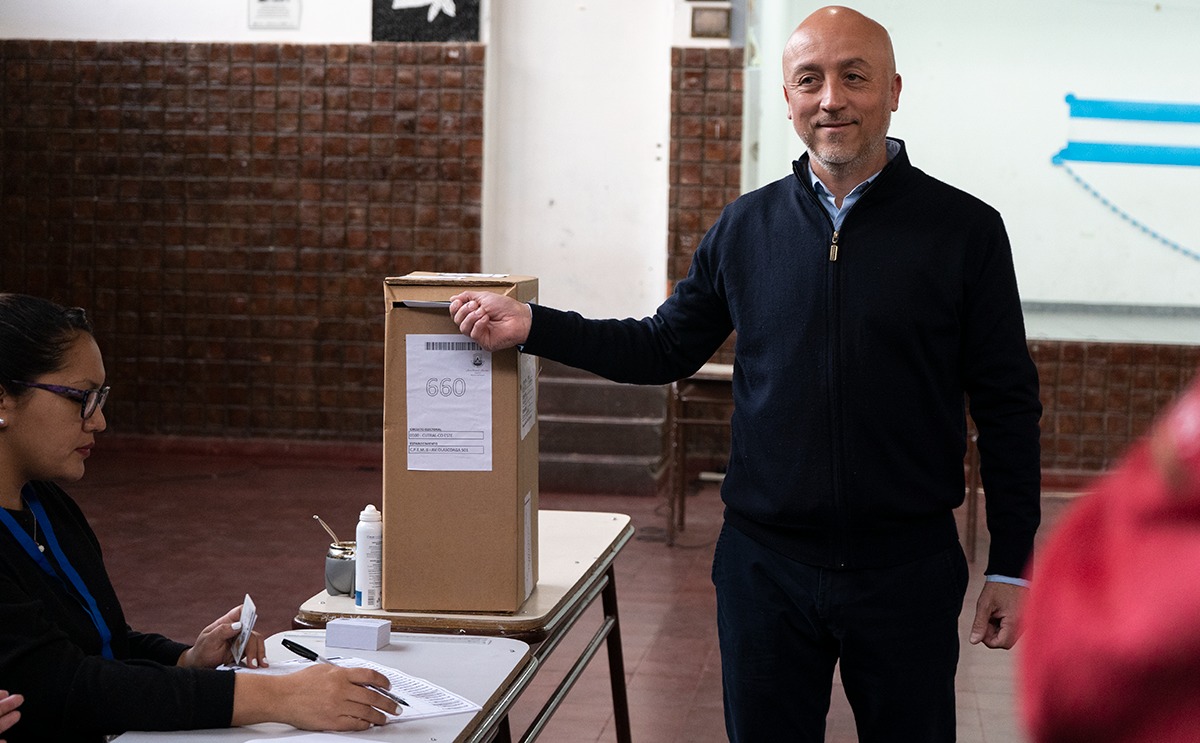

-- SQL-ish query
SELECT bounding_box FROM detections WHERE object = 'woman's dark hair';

[0,294,94,398]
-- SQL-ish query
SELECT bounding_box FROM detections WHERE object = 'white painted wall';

[481,1,672,317]
[0,0,370,42]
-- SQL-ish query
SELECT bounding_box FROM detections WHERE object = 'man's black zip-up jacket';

[524,139,1042,578]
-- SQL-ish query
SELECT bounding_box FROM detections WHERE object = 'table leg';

[602,567,632,743]
[518,571,631,743]
[668,383,682,546]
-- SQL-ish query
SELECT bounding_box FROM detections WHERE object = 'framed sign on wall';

[372,0,480,42]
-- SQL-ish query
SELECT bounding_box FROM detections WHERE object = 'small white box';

[325,618,391,651]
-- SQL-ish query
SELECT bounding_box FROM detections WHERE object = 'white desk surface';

[114,630,534,743]
[296,510,634,640]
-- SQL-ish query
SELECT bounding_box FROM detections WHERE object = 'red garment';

[1020,380,1200,743]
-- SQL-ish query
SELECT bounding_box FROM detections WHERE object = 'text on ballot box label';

[406,334,493,471]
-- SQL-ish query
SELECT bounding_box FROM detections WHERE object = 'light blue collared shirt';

[807,139,901,230]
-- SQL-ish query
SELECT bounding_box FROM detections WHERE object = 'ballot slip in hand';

[230,594,256,664]
[397,300,453,308]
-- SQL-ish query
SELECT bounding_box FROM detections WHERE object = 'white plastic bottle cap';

[359,504,381,521]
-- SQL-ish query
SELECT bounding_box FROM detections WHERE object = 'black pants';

[711,522,969,743]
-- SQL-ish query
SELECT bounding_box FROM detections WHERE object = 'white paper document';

[230,594,256,665]
[247,0,301,29]
[248,735,357,743]
[234,656,481,723]
[406,334,492,471]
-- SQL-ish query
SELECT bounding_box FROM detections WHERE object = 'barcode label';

[425,341,481,351]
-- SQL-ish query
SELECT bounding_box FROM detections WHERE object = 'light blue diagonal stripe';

[1052,142,1200,167]
[1056,162,1200,264]
[1065,94,1200,124]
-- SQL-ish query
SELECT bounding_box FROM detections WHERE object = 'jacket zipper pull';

[829,231,840,262]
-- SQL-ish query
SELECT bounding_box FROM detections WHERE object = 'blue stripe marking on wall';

[1053,142,1200,167]
[1065,94,1200,124]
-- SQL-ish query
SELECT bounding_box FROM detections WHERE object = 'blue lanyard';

[0,486,114,659]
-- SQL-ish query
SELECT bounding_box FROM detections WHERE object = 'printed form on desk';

[232,656,482,723]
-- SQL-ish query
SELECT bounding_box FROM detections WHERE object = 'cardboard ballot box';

[381,273,539,612]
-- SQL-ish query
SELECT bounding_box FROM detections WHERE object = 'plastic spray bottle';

[354,504,383,609]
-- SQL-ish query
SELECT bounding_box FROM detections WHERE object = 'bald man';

[451,7,1041,741]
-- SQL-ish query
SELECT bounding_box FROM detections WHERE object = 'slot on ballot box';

[382,273,540,612]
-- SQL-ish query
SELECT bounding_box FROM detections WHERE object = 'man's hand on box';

[450,291,532,352]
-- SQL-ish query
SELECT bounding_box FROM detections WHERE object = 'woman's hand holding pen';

[232,664,400,731]
[177,604,266,669]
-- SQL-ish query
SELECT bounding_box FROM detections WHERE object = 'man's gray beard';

[806,137,887,180]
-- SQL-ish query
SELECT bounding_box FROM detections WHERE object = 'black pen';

[281,638,410,708]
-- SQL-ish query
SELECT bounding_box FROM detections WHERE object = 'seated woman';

[0,294,398,742]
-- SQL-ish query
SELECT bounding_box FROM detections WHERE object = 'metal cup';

[324,540,356,596]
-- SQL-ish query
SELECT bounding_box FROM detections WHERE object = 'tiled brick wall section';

[1033,340,1200,483]
[0,39,483,441]
[669,47,742,365]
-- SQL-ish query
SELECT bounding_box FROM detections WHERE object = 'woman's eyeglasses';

[6,380,111,419]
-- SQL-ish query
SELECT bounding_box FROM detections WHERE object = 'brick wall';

[0,39,483,441]
[669,46,742,365]
[1034,340,1200,484]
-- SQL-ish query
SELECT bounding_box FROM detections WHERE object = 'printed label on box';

[519,351,537,441]
[406,334,492,471]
